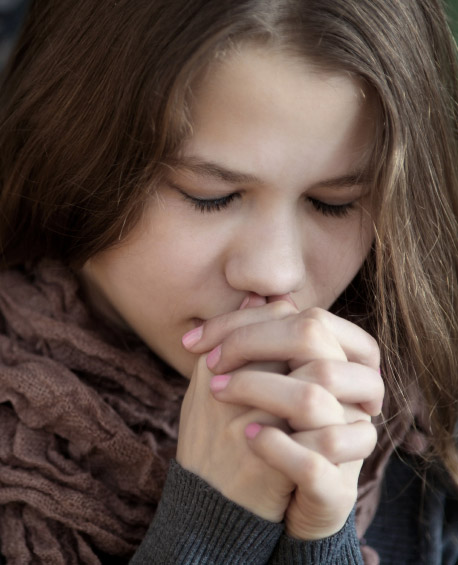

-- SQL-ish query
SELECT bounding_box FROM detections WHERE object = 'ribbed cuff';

[269,509,363,564]
[130,460,284,564]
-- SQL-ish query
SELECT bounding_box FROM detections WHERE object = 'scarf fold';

[0,261,187,564]
[0,261,423,564]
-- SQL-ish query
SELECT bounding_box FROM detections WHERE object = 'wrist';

[285,506,353,541]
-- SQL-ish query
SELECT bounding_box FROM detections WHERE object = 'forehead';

[179,46,375,186]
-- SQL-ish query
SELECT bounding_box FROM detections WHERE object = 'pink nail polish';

[245,423,262,439]
[182,326,203,348]
[206,345,222,369]
[210,374,232,392]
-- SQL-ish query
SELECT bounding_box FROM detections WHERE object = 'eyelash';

[307,197,354,218]
[181,192,240,213]
[181,192,354,217]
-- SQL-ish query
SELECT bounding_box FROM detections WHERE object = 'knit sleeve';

[268,509,363,564]
[129,459,284,564]
[130,461,364,565]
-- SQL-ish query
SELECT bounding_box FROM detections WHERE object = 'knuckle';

[295,382,323,416]
[310,359,338,389]
[304,306,329,323]
[302,455,328,489]
[321,427,345,459]
[294,316,324,345]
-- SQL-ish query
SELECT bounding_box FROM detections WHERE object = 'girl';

[0,0,457,563]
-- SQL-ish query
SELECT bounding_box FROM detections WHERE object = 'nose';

[224,211,306,297]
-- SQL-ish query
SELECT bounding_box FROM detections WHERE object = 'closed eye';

[174,183,355,217]
[179,190,241,213]
[307,197,355,218]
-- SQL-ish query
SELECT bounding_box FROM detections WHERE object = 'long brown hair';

[1,0,457,483]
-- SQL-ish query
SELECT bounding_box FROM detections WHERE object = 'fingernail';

[245,423,262,439]
[210,374,232,392]
[206,345,222,369]
[182,326,203,348]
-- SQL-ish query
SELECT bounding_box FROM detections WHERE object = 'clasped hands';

[177,295,384,541]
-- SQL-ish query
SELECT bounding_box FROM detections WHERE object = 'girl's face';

[80,47,375,377]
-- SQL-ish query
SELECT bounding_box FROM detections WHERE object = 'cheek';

[309,217,373,292]
[121,224,229,304]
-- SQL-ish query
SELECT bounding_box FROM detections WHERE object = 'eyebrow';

[173,158,261,185]
[172,157,370,189]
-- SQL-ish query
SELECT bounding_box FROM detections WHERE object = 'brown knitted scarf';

[0,261,187,563]
[0,261,423,564]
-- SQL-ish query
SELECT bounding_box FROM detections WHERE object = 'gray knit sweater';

[130,453,458,564]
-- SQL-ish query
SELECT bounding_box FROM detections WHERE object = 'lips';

[190,294,297,328]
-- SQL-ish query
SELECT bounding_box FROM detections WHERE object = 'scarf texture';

[0,261,423,564]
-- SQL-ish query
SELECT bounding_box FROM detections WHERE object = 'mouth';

[191,317,205,328]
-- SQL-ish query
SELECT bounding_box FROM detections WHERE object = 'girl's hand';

[177,296,298,522]
[177,353,295,522]
[182,302,383,540]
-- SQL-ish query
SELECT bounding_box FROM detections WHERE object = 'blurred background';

[0,0,28,73]
[1,0,458,76]
[449,0,458,38]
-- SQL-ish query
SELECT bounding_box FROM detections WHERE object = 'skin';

[80,47,384,540]
[81,47,375,378]
[179,300,382,539]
